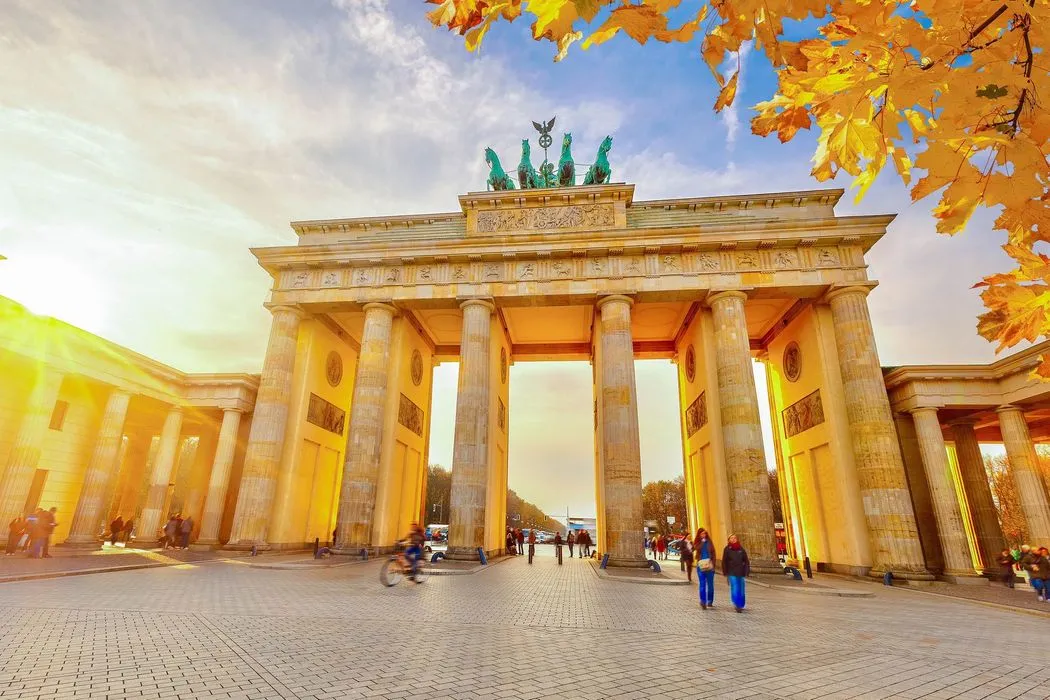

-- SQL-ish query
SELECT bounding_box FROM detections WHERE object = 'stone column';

[708,291,780,572]
[910,407,979,579]
[0,371,64,528]
[447,299,495,560]
[893,413,944,573]
[136,406,184,546]
[950,421,1005,573]
[193,409,244,548]
[594,295,647,567]
[64,389,132,546]
[226,305,304,549]
[333,302,397,552]
[826,285,930,578]
[997,406,1050,544]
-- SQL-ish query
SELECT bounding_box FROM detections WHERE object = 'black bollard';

[804,556,813,579]
[313,538,319,557]
[557,544,563,565]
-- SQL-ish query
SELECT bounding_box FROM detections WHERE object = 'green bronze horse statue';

[558,133,575,187]
[485,147,515,191]
[582,135,613,186]
[517,139,544,189]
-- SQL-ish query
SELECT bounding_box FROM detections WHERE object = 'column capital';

[908,405,943,416]
[459,298,495,312]
[596,294,634,311]
[361,301,398,317]
[166,404,185,415]
[221,407,245,415]
[265,303,307,319]
[996,404,1025,415]
[822,281,879,304]
[706,289,749,307]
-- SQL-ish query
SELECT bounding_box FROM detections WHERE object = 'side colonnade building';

[2,182,1050,579]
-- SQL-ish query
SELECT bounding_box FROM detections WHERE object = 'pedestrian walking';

[163,516,179,549]
[23,510,39,553]
[527,528,536,564]
[516,528,525,555]
[567,530,575,558]
[997,549,1016,588]
[554,531,563,565]
[122,518,134,545]
[110,516,124,546]
[722,534,750,612]
[695,528,715,609]
[505,527,516,554]
[679,535,694,583]
[180,516,193,549]
[1033,547,1050,603]
[41,507,57,558]
[6,516,24,555]
[580,530,592,558]
[657,534,667,560]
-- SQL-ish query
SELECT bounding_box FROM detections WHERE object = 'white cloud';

[719,40,753,151]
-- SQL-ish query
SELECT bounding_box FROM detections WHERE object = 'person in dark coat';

[722,534,751,612]
[122,518,134,545]
[997,549,1016,588]
[515,528,525,555]
[6,516,24,555]
[110,516,124,546]
[679,536,694,583]
[1033,547,1050,602]
[567,530,575,558]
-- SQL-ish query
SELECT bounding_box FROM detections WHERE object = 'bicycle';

[380,541,430,587]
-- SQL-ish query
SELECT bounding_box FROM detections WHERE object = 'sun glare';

[0,256,110,334]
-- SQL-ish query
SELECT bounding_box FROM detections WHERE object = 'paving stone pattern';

[1,554,1048,699]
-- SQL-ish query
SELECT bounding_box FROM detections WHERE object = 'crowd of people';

[503,527,594,558]
[999,544,1050,601]
[159,514,194,549]
[5,508,59,558]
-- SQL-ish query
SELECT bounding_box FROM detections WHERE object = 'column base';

[56,538,103,550]
[606,555,651,569]
[444,546,483,561]
[330,545,371,558]
[939,571,989,585]
[223,541,271,553]
[188,541,222,552]
[749,557,787,575]
[868,566,935,582]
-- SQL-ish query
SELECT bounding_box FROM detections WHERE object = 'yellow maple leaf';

[714,72,739,112]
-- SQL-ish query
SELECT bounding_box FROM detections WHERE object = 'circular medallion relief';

[325,351,343,387]
[783,341,802,383]
[684,345,696,383]
[410,349,424,386]
[500,347,508,384]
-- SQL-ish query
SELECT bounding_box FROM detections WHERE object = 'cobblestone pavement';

[1,554,1049,700]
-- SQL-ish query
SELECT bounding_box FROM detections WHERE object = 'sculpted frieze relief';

[476,203,615,233]
[280,242,855,292]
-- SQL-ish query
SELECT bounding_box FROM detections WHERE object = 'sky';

[0,1,1021,519]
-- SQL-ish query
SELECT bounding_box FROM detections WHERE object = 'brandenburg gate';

[229,160,937,576]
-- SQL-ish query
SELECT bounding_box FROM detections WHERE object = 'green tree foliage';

[986,453,1027,546]
[506,489,564,533]
[641,476,687,535]
[424,464,452,523]
[424,464,562,532]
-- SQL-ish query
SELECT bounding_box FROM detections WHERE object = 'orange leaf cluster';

[427,0,1050,371]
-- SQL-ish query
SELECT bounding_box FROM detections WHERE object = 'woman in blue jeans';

[694,528,716,610]
[721,534,751,613]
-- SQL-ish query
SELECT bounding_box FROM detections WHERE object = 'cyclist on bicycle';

[405,522,425,580]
